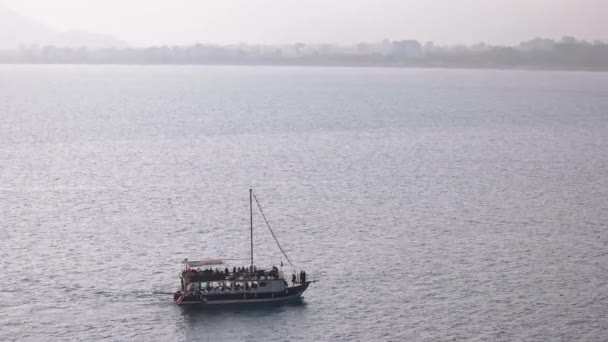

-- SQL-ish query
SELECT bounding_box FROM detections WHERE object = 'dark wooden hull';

[176,282,310,306]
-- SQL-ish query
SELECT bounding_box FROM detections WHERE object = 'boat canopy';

[183,259,224,267]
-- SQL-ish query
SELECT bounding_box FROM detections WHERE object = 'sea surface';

[0,65,607,341]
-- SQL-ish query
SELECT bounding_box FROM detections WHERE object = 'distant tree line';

[1,37,607,71]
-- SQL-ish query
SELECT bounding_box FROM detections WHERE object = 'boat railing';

[308,272,318,283]
[286,271,317,285]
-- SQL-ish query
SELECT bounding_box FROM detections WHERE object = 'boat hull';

[176,282,310,306]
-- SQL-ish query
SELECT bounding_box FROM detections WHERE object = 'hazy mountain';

[0,4,127,49]
[50,29,128,49]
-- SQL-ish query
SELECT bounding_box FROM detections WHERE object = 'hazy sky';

[3,0,607,46]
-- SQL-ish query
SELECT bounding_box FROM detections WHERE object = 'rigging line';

[252,193,295,267]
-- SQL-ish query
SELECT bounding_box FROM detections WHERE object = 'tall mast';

[249,189,253,274]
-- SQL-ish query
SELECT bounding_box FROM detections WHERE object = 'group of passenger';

[267,266,280,279]
[190,266,249,276]
[291,270,307,284]
[186,266,252,277]
[184,265,284,281]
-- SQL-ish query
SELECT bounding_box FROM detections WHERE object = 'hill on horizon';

[0,4,127,49]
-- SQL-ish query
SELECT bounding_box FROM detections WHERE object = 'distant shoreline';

[1,61,606,72]
[3,37,607,72]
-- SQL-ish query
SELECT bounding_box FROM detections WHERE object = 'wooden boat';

[173,189,313,305]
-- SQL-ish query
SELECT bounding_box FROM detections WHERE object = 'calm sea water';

[0,65,607,341]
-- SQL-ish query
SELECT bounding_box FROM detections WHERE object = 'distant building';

[561,36,578,44]
[356,42,370,54]
[423,41,435,53]
[388,40,423,58]
[471,42,491,52]
[519,38,555,51]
